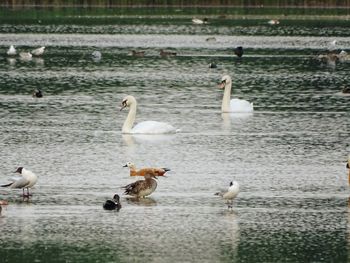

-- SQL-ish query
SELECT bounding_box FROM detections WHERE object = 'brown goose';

[123,162,170,177]
[122,174,158,198]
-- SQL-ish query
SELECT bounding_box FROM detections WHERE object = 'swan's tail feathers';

[214,192,223,197]
[1,182,13,187]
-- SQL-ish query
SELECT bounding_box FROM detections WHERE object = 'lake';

[0,8,349,263]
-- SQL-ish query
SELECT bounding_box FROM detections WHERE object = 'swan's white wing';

[132,121,176,134]
[230,98,254,113]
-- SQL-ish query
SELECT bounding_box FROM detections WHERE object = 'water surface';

[0,12,349,263]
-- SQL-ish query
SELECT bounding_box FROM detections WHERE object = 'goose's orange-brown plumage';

[123,162,170,177]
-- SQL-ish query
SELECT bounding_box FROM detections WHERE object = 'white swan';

[218,75,253,113]
[120,95,177,134]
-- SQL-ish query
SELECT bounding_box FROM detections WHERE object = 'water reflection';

[122,134,176,146]
[125,197,157,206]
[221,112,253,130]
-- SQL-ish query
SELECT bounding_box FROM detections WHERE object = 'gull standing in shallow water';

[123,162,170,177]
[215,181,240,209]
[1,167,38,197]
[120,95,177,134]
[7,45,16,56]
[218,75,254,113]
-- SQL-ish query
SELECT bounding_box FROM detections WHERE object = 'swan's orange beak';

[218,80,226,89]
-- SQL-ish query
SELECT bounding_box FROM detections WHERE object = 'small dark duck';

[234,46,243,58]
[33,89,43,98]
[103,194,121,210]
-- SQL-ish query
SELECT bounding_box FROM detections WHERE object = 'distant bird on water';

[234,46,243,57]
[1,167,38,197]
[160,49,177,57]
[209,63,217,68]
[131,50,145,57]
[215,181,240,209]
[342,87,350,94]
[19,52,32,61]
[103,194,122,210]
[267,19,280,25]
[31,46,45,56]
[33,89,43,98]
[192,18,208,24]
[123,162,170,177]
[7,45,16,56]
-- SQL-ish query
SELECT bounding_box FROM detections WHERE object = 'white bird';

[1,167,38,197]
[267,19,280,25]
[215,181,240,209]
[6,45,16,56]
[120,95,177,134]
[91,50,102,61]
[19,52,32,61]
[192,18,208,24]
[31,46,45,56]
[218,75,254,113]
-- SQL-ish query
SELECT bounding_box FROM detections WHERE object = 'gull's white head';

[123,162,135,169]
[120,95,136,111]
[219,75,232,89]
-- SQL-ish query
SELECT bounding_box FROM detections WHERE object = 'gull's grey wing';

[9,177,30,189]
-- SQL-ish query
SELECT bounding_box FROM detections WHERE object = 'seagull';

[192,18,208,24]
[215,181,240,209]
[31,46,45,56]
[103,194,122,210]
[1,167,38,197]
[7,45,16,56]
[91,50,102,61]
[267,19,280,25]
[123,162,170,177]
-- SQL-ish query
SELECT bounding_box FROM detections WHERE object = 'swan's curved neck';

[122,102,137,133]
[222,82,232,112]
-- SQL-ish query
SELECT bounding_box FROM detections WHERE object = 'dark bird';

[342,87,350,94]
[160,49,177,57]
[33,89,43,98]
[209,63,217,68]
[103,194,121,210]
[234,46,243,57]
[131,50,145,57]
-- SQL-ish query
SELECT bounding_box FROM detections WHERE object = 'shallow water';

[0,14,349,263]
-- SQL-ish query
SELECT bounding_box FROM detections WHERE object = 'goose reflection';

[125,196,157,206]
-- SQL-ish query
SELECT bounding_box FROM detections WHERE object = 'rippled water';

[0,14,349,263]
